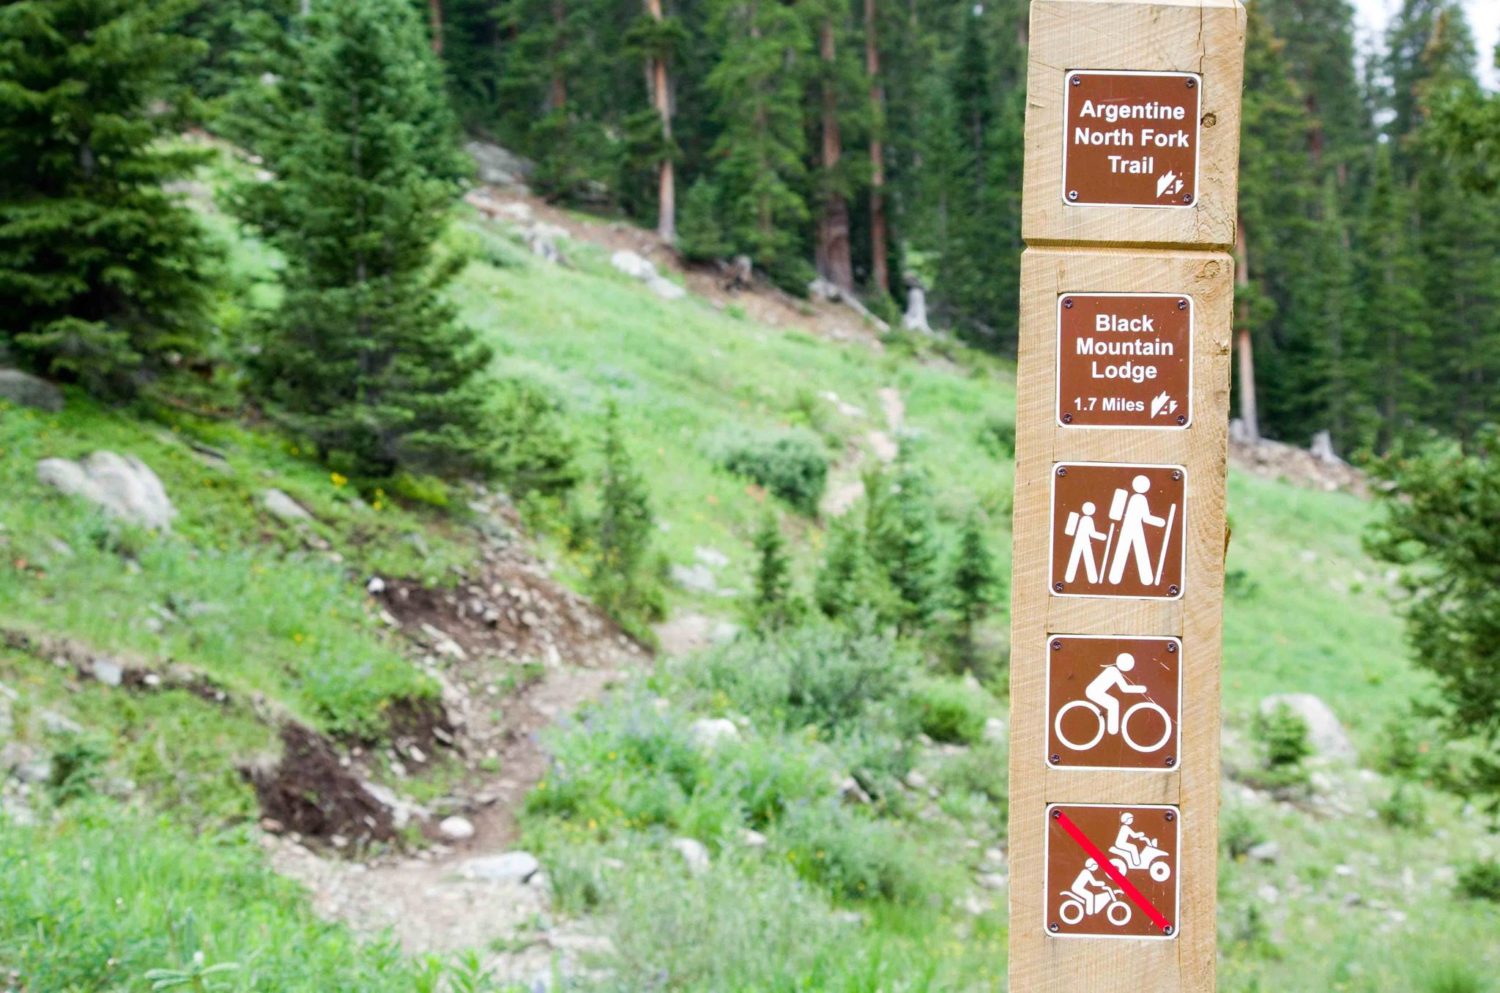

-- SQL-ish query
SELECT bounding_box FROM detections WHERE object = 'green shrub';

[714,428,829,515]
[678,179,730,263]
[585,404,664,632]
[814,513,899,625]
[1456,859,1500,902]
[1220,807,1266,859]
[931,741,1008,812]
[687,617,917,733]
[1250,703,1312,789]
[489,376,579,498]
[775,801,925,903]
[1377,782,1428,830]
[908,677,991,745]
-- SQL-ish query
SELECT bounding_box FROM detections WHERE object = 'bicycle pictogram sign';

[1046,635,1181,771]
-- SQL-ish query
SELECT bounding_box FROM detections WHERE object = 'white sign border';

[1055,292,1195,430]
[1047,460,1189,601]
[1060,68,1203,210]
[1043,801,1184,942]
[1043,633,1184,774]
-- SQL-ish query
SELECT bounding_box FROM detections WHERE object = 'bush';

[1377,782,1428,830]
[1456,859,1500,903]
[687,617,917,734]
[586,404,664,632]
[1250,703,1312,789]
[678,179,730,262]
[1220,807,1266,859]
[489,377,579,499]
[714,429,829,515]
[908,677,991,745]
[775,801,925,903]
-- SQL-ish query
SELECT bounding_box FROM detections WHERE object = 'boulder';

[461,851,541,884]
[1258,693,1356,762]
[438,815,476,842]
[648,276,686,300]
[37,451,175,530]
[464,140,533,191]
[688,717,740,749]
[1246,840,1280,863]
[0,368,63,412]
[610,249,658,282]
[263,488,314,522]
[669,837,710,875]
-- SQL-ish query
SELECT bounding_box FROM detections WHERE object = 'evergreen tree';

[749,510,796,629]
[702,0,813,289]
[949,508,1000,669]
[814,511,893,624]
[589,402,661,624]
[234,0,496,479]
[867,458,942,634]
[0,0,214,398]
[677,178,730,262]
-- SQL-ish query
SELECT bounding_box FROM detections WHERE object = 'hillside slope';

[0,157,1495,992]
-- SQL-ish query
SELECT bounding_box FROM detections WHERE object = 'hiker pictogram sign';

[1045,803,1180,939]
[1063,70,1201,208]
[1047,635,1180,771]
[1049,462,1186,599]
[1057,294,1192,429]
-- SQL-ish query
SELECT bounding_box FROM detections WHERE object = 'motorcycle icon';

[1058,886,1133,927]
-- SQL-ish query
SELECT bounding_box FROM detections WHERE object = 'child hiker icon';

[1063,501,1108,584]
[1107,475,1173,587]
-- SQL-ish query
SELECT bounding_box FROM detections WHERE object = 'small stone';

[439,815,476,841]
[366,576,387,595]
[837,775,872,805]
[461,851,540,884]
[741,829,768,848]
[976,872,1008,891]
[669,837,710,875]
[262,488,314,522]
[39,710,82,736]
[688,717,740,749]
[1246,840,1280,863]
[260,817,285,833]
[1334,864,1354,877]
[904,770,930,791]
[982,717,1008,745]
[1257,883,1281,904]
[91,658,123,687]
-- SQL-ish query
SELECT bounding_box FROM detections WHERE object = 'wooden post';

[1007,2,1245,991]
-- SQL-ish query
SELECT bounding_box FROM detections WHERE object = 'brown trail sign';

[1008,1,1244,991]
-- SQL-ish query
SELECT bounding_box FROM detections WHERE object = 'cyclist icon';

[1054,652,1172,754]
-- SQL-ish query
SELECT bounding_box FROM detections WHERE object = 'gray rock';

[1,798,38,827]
[0,368,63,412]
[366,576,386,595]
[39,709,82,736]
[837,775,872,805]
[438,815,476,842]
[740,828,768,848]
[1258,693,1356,762]
[610,249,658,282]
[982,717,1008,746]
[694,546,730,569]
[976,872,1008,891]
[37,451,175,530]
[91,658,123,688]
[1256,883,1281,904]
[263,488,314,522]
[688,717,740,749]
[465,140,533,190]
[670,563,719,595]
[648,276,687,301]
[461,851,541,884]
[1246,840,1280,863]
[669,837,710,875]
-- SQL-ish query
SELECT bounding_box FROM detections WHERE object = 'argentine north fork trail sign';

[1007,1,1245,991]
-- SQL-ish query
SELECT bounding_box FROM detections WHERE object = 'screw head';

[1185,78,1196,89]
[1177,298,1188,310]
[1063,297,1073,309]
[1165,811,1176,822]
[1183,193,1194,205]
[1164,924,1175,936]
[1056,465,1068,477]
[1166,641,1177,653]
[1050,922,1061,932]
[1068,190,1080,201]
[1062,412,1074,424]
[1071,76,1082,87]
[1177,414,1188,425]
[1053,581,1065,593]
[1050,753,1061,764]
[1051,809,1062,820]
[1051,639,1063,651]
[1171,470,1182,481]
[1168,584,1180,596]
[1165,756,1177,768]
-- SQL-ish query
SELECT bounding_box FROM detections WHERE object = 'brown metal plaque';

[1063,70,1201,208]
[1045,803,1180,939]
[1049,462,1186,599]
[1057,294,1192,428]
[1046,635,1180,770]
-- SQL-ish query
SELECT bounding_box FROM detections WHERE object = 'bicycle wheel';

[1054,700,1105,751]
[1121,701,1172,753]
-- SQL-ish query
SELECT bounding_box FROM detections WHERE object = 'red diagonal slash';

[1054,809,1173,933]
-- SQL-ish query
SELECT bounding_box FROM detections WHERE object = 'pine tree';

[949,508,1000,669]
[590,402,660,622]
[703,0,813,289]
[867,458,942,634]
[749,510,796,629]
[814,511,893,623]
[677,178,730,262]
[0,0,213,398]
[234,0,496,479]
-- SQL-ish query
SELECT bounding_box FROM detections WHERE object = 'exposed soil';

[250,724,396,845]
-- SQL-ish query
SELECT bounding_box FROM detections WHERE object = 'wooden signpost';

[1007,1,1245,990]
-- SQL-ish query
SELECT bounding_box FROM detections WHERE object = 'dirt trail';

[268,497,641,981]
[820,385,906,518]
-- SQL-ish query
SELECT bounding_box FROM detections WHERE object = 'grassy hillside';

[0,161,1496,992]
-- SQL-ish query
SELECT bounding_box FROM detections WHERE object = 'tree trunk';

[815,18,854,292]
[429,0,444,55]
[548,0,567,111]
[864,0,888,295]
[646,0,675,243]
[1234,217,1260,442]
